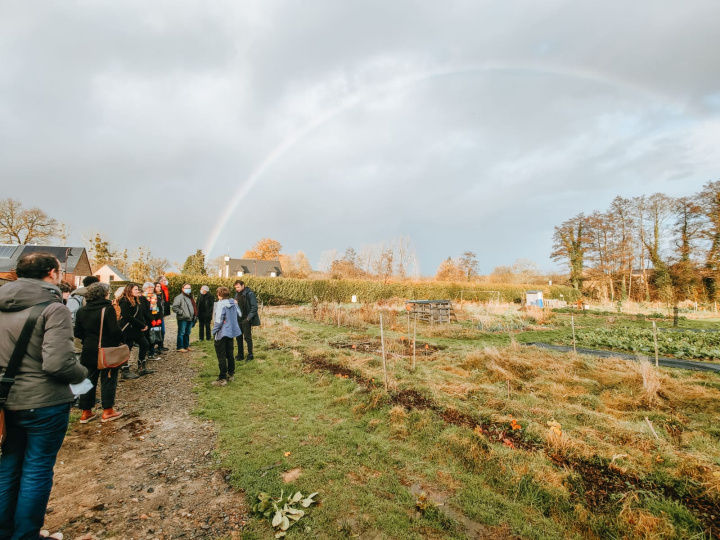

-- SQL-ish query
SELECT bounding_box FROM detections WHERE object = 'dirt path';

[44,321,248,540]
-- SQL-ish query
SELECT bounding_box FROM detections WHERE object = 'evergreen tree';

[182,249,207,275]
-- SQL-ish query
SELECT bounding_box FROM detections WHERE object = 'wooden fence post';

[652,321,659,368]
[571,315,576,354]
[380,314,388,392]
[412,315,417,371]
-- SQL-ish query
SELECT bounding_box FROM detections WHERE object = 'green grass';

[189,308,720,539]
[190,329,584,539]
[192,341,466,539]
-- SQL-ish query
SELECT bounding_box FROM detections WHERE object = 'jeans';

[177,319,192,350]
[0,403,71,540]
[236,321,253,359]
[213,337,235,379]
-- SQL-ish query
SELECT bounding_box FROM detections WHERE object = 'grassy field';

[191,302,720,539]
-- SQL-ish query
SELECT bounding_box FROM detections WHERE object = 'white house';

[95,264,129,284]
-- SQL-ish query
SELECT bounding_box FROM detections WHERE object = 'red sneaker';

[79,410,96,424]
[101,408,124,423]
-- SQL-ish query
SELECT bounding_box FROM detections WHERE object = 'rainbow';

[203,61,680,256]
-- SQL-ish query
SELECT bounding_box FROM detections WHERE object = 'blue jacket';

[212,299,243,340]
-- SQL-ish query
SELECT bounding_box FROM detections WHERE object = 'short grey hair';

[85,282,111,302]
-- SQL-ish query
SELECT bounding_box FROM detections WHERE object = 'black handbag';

[0,302,51,446]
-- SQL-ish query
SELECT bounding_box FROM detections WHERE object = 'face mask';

[183,288,191,294]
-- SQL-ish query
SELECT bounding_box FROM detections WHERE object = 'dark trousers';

[79,361,119,410]
[124,331,149,365]
[236,321,252,359]
[214,337,235,379]
[198,318,212,341]
[0,403,71,540]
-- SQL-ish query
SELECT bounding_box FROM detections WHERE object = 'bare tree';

[127,246,170,283]
[57,222,71,245]
[394,236,416,279]
[459,251,480,280]
[317,249,339,273]
[0,198,57,244]
[357,244,375,275]
[84,231,117,271]
[206,255,226,277]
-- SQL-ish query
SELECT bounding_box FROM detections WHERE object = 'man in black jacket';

[196,285,214,341]
[233,280,260,361]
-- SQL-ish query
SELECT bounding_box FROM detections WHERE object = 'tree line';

[551,180,720,303]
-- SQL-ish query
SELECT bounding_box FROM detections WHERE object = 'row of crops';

[560,327,720,360]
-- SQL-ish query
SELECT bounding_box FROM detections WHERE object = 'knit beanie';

[201,285,210,293]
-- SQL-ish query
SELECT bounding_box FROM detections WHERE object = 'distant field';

[193,301,720,539]
[169,275,581,305]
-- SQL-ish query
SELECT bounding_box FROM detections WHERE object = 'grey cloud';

[1,0,719,273]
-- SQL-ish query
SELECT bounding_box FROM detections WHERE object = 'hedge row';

[167,276,580,305]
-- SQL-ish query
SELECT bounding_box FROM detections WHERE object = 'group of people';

[204,280,261,386]
[0,250,264,539]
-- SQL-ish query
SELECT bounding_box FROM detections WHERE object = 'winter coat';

[118,297,148,338]
[160,284,170,316]
[235,288,260,327]
[74,299,123,368]
[197,292,215,322]
[172,293,196,322]
[212,299,242,340]
[155,292,166,318]
[140,293,163,329]
[0,278,88,410]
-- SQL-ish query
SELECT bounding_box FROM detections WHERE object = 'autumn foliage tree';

[244,238,282,260]
[278,251,313,278]
[435,257,466,282]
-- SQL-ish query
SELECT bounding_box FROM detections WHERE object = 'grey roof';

[0,245,91,275]
[226,258,282,277]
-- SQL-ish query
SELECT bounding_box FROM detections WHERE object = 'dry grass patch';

[619,497,676,540]
[388,405,409,439]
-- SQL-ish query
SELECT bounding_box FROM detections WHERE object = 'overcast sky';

[2,1,719,274]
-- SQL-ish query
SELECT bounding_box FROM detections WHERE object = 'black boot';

[122,368,140,380]
[138,361,155,376]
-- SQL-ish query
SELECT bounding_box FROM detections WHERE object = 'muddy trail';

[329,335,445,356]
[303,355,720,538]
[45,322,247,540]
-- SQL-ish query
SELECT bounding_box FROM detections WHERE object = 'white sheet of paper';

[69,379,93,396]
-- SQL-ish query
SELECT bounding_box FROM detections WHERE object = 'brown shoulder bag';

[97,307,130,370]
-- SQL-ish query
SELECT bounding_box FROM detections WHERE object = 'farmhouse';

[0,244,92,287]
[219,257,282,278]
[94,264,130,284]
